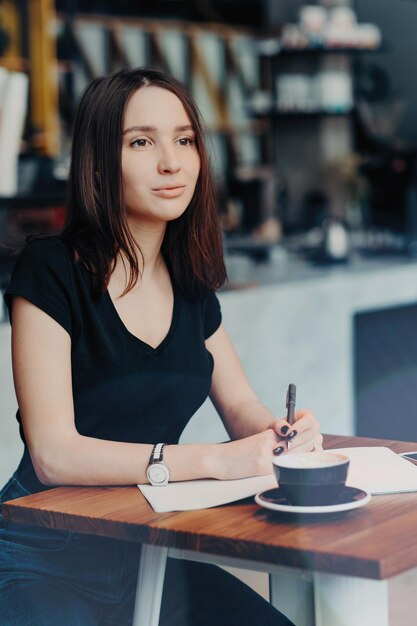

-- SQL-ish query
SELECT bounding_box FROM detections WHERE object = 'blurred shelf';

[205,120,269,134]
[225,235,277,250]
[257,41,384,57]
[273,109,352,117]
[224,236,279,262]
[279,46,382,55]
[248,107,353,118]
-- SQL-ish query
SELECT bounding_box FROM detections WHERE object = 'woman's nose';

[157,145,181,174]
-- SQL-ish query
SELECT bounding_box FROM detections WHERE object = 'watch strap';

[150,443,165,464]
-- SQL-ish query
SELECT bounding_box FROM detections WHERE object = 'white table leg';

[313,572,389,626]
[269,571,315,626]
[132,544,168,626]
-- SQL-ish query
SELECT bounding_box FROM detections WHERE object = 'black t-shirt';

[4,237,222,492]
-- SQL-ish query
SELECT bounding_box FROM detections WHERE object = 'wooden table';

[4,434,417,626]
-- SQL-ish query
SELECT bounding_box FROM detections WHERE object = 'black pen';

[273,384,297,456]
[286,383,296,427]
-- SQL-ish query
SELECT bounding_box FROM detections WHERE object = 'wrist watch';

[146,443,170,486]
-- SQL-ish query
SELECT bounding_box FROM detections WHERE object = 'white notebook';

[340,446,417,494]
[138,446,417,513]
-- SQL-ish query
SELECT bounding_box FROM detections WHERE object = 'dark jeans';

[0,474,294,626]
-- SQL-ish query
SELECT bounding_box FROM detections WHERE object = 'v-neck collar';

[105,284,181,355]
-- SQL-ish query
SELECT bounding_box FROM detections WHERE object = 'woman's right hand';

[212,429,280,480]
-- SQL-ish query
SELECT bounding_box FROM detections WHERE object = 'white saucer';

[255,485,371,514]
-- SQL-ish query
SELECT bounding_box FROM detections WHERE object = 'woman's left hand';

[267,410,323,455]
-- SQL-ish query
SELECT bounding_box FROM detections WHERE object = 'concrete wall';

[182,260,417,445]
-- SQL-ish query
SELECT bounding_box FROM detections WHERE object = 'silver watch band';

[150,443,165,463]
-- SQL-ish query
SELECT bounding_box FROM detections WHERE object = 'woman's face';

[121,86,201,226]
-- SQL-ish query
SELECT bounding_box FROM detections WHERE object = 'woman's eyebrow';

[123,124,194,135]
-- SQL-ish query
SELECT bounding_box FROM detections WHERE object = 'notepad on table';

[138,474,277,513]
[138,446,417,512]
[339,446,417,495]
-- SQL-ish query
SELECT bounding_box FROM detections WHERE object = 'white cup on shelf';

[316,71,353,113]
[299,5,328,34]
[277,74,316,112]
[328,7,357,28]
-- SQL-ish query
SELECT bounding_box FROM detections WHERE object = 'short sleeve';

[3,238,73,335]
[203,291,222,339]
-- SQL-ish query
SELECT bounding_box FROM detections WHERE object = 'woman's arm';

[11,296,221,485]
[206,324,322,451]
[11,297,280,485]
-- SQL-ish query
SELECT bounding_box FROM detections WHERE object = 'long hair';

[62,67,227,297]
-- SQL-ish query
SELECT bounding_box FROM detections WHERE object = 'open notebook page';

[138,446,417,512]
[340,446,417,494]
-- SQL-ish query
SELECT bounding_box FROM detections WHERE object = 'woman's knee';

[0,578,98,626]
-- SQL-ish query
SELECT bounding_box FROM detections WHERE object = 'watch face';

[148,464,168,485]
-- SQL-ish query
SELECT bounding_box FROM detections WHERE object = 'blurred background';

[2,1,417,619]
[2,0,417,257]
[1,0,417,247]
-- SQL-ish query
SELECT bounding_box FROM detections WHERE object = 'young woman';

[0,67,322,625]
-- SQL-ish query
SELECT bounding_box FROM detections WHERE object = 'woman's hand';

[212,429,281,480]
[210,410,322,481]
[268,410,323,456]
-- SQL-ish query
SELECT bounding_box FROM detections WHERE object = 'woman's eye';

[177,137,195,146]
[131,138,149,148]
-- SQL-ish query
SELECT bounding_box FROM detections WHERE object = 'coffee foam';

[273,452,349,469]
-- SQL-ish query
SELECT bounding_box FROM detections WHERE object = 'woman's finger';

[270,410,322,453]
[293,409,319,430]
[288,433,324,454]
[287,428,314,450]
[269,418,292,438]
[273,440,288,456]
[286,410,321,451]
[287,409,320,439]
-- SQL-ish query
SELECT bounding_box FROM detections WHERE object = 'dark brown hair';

[62,67,227,297]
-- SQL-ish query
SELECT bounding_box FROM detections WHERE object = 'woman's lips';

[152,185,185,198]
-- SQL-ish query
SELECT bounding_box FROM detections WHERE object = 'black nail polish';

[287,430,297,440]
[281,425,289,435]
[273,446,285,456]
